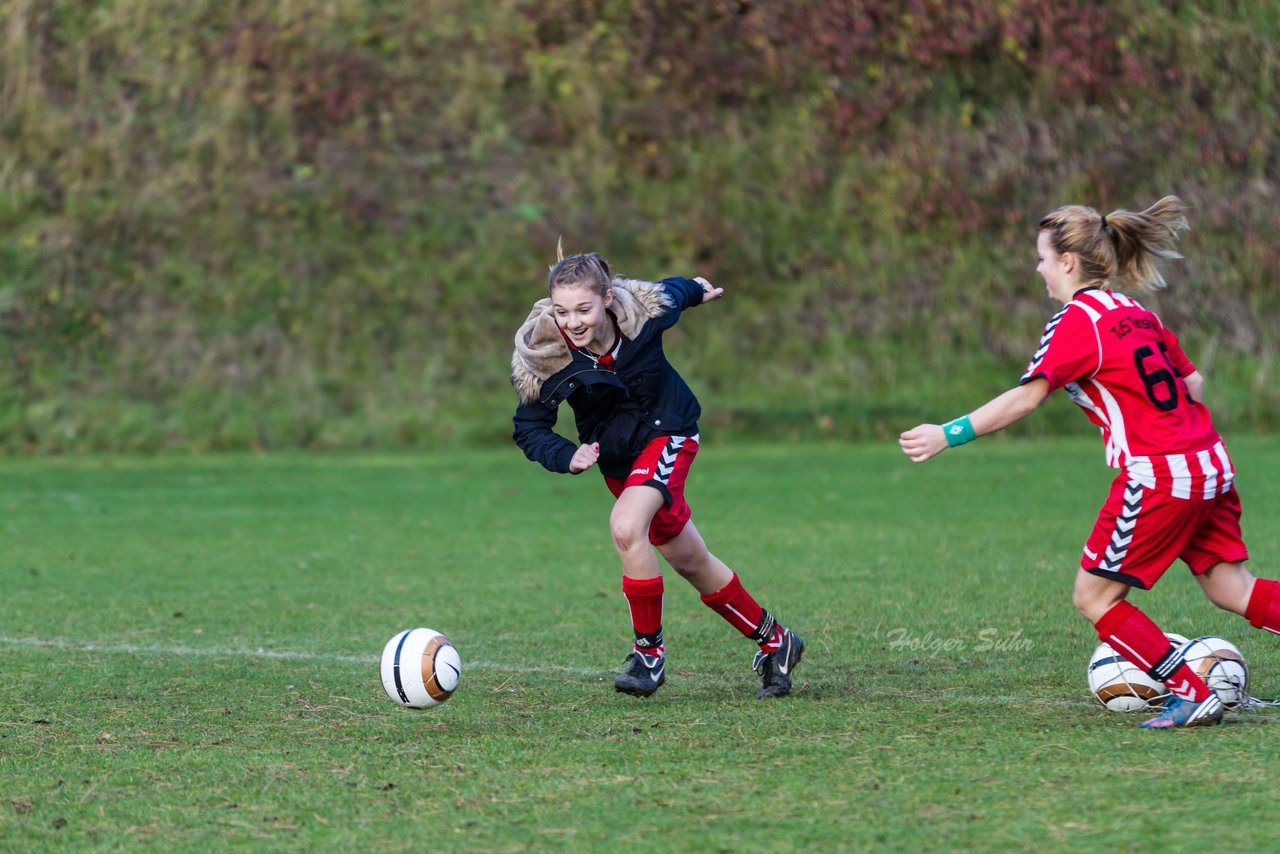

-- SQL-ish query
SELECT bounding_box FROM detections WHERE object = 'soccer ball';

[1088,641,1167,711]
[1178,635,1249,710]
[379,628,461,709]
[1087,632,1188,712]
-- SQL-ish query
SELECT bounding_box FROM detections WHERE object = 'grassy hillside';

[2,0,1277,451]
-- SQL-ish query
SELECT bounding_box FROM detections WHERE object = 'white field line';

[0,635,611,678]
[2,634,1089,708]
[13,635,1265,711]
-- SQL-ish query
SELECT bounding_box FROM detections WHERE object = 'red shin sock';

[1245,578,1280,636]
[622,575,664,656]
[1095,601,1210,702]
[700,572,786,652]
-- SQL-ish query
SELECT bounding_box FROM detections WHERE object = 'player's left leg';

[647,441,803,698]
[1196,561,1257,616]
[1245,575,1280,636]
[660,525,802,697]
[1182,488,1280,634]
[1198,561,1280,635]
[655,520,730,594]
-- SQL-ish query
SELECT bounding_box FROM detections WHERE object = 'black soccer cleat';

[614,650,666,697]
[753,629,804,698]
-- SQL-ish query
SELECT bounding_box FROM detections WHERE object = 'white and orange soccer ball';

[1178,635,1249,710]
[380,628,461,709]
[1087,633,1188,712]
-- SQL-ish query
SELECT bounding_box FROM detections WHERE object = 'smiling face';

[1036,229,1082,304]
[551,282,615,353]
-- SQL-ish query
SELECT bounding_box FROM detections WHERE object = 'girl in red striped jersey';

[899,196,1280,728]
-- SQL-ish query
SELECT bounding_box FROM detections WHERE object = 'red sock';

[700,572,785,652]
[1095,601,1210,702]
[1245,578,1280,636]
[622,575,664,657]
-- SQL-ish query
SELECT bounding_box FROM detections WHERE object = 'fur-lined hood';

[511,278,673,404]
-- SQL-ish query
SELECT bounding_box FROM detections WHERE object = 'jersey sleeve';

[512,397,577,474]
[1019,304,1101,391]
[660,277,706,312]
[644,277,707,332]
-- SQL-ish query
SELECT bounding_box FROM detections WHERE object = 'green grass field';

[4,438,1280,852]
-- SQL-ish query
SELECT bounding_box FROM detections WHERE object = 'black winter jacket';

[510,276,706,479]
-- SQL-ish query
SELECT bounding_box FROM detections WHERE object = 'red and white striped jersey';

[1020,287,1234,499]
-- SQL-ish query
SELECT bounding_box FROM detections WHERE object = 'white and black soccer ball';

[380,628,461,709]
[1178,635,1249,710]
[1088,641,1168,712]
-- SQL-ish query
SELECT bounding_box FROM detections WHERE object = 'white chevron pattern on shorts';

[654,436,686,485]
[1100,480,1143,573]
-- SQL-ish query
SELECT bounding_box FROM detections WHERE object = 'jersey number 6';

[1133,342,1182,412]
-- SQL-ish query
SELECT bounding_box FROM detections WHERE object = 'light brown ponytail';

[546,239,613,296]
[1039,195,1190,293]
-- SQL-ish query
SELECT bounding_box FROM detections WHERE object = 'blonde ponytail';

[1104,196,1189,293]
[1038,195,1190,294]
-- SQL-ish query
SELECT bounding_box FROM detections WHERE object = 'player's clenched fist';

[898,425,947,463]
[569,442,600,473]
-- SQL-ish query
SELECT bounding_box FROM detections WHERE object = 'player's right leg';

[1077,481,1223,728]
[608,485,668,696]
[1078,571,1221,728]
[608,485,664,580]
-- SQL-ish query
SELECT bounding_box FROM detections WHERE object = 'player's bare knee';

[1070,584,1089,616]
[1071,593,1094,621]
[1072,588,1110,623]
[609,515,648,555]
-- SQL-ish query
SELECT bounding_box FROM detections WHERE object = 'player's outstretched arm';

[899,379,1050,463]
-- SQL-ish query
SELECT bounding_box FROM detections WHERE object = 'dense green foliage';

[5,441,1280,849]
[2,1,1277,451]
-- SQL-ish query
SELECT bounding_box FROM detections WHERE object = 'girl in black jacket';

[511,249,804,699]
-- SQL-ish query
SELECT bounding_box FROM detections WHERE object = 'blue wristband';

[942,415,976,447]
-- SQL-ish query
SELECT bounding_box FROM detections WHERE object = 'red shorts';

[603,434,700,545]
[1082,477,1249,589]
